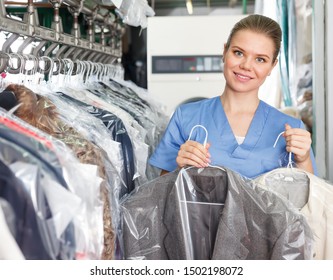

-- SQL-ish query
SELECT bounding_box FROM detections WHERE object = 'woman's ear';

[268,59,278,76]
[273,58,278,67]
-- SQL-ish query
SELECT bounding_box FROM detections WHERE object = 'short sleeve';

[149,107,187,172]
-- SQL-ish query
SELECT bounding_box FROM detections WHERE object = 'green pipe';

[242,0,247,14]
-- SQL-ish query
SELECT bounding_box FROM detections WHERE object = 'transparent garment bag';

[121,165,314,260]
[0,199,25,260]
[0,111,105,259]
[2,82,122,259]
[53,78,149,186]
[255,167,333,260]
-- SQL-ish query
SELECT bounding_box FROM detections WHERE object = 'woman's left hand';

[283,123,314,173]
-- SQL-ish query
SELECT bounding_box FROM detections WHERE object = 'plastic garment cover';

[53,83,149,186]
[109,78,169,180]
[4,84,120,259]
[0,119,77,259]
[116,0,155,29]
[110,78,168,119]
[121,166,314,260]
[92,81,155,129]
[88,85,153,154]
[255,167,333,260]
[54,92,135,199]
[110,78,169,134]
[38,89,124,190]
[98,79,166,146]
[0,111,105,259]
[297,84,313,133]
[62,162,105,259]
[35,87,125,258]
[83,85,149,185]
[88,107,135,197]
[3,84,113,180]
[43,92,125,250]
[0,199,25,260]
[88,80,163,182]
[0,160,47,260]
[9,161,82,255]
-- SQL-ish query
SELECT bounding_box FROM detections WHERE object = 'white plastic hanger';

[273,130,294,169]
[180,124,226,206]
[185,124,226,172]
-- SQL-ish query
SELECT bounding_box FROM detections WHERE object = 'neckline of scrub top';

[235,135,245,145]
[212,97,269,159]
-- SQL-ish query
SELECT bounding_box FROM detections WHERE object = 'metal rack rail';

[0,0,122,63]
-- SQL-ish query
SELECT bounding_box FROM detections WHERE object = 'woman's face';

[223,29,278,95]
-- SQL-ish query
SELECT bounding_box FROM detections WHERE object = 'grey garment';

[121,167,313,260]
[254,168,310,209]
[121,171,180,260]
[165,169,227,259]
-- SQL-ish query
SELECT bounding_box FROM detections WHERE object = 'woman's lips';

[234,72,252,81]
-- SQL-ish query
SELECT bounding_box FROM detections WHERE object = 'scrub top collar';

[211,97,270,159]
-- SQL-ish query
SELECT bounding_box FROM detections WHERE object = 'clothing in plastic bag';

[121,166,314,260]
[3,84,120,259]
[0,122,77,260]
[0,198,25,260]
[255,167,333,259]
[0,111,107,259]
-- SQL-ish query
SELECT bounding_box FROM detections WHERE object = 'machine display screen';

[152,55,222,73]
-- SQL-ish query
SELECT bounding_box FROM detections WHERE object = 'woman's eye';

[234,51,243,57]
[256,57,266,63]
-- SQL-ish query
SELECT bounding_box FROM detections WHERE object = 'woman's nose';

[240,58,252,70]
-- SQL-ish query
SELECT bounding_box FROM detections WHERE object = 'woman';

[149,14,317,178]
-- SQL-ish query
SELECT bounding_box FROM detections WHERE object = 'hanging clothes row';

[0,53,168,260]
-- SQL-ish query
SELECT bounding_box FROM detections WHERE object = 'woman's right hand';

[176,140,211,168]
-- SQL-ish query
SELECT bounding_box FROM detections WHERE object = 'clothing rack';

[0,0,122,65]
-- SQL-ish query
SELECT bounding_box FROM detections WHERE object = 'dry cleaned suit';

[121,166,313,260]
[255,167,333,260]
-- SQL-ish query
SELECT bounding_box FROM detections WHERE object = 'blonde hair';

[226,14,282,63]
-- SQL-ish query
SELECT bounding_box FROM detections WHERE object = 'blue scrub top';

[149,96,318,179]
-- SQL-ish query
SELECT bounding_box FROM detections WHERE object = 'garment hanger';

[179,124,226,206]
[273,131,294,169]
[0,52,10,90]
[21,54,38,85]
[1,33,20,54]
[6,53,26,85]
[61,58,74,85]
[176,125,228,261]
[96,63,104,82]
[263,130,310,209]
[37,56,54,84]
[272,130,311,179]
[185,124,226,172]
[76,60,86,86]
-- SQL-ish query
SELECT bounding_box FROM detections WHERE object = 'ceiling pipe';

[63,0,107,22]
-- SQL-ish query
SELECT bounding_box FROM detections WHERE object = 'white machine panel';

[147,15,246,116]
